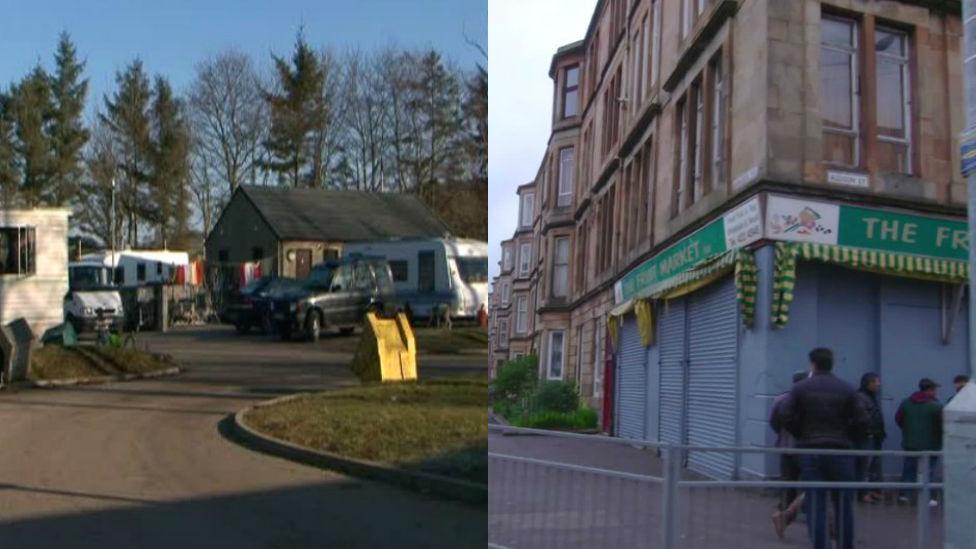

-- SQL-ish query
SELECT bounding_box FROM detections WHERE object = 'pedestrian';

[855,372,885,503]
[776,348,868,549]
[948,374,970,403]
[770,370,808,539]
[895,378,943,506]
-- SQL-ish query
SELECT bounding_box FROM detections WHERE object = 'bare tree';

[77,119,118,247]
[188,50,266,195]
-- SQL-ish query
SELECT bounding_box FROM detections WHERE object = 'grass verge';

[30,345,176,381]
[244,379,488,484]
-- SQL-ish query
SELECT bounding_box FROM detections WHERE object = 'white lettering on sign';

[827,170,870,188]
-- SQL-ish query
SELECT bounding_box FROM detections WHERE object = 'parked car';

[271,256,398,342]
[224,276,298,334]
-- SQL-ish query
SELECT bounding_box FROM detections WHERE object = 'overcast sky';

[488,0,595,285]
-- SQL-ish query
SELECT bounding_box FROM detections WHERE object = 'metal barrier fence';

[489,425,944,549]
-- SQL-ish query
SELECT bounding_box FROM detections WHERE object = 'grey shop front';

[609,193,969,479]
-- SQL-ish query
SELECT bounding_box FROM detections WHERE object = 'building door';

[418,251,435,293]
[295,249,312,279]
[615,316,646,440]
[659,298,687,448]
[686,277,739,479]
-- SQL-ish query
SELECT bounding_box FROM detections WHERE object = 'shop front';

[609,192,968,479]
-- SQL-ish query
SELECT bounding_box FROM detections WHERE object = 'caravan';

[78,249,190,287]
[343,238,488,320]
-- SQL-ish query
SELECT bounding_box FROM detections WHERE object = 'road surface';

[0,325,487,548]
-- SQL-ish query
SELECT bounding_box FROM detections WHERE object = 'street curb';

[31,366,182,388]
[232,394,488,505]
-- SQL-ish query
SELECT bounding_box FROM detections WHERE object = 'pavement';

[0,324,487,549]
[488,431,944,549]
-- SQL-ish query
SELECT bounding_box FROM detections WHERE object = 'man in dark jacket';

[777,348,868,549]
[895,378,943,506]
[855,372,885,502]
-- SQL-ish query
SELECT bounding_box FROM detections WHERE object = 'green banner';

[616,218,727,303]
[838,205,968,261]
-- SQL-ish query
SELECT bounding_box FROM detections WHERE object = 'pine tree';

[10,66,54,207]
[262,33,328,187]
[48,31,90,206]
[0,92,19,207]
[149,76,190,243]
[101,59,152,246]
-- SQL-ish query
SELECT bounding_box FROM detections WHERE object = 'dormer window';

[562,65,580,118]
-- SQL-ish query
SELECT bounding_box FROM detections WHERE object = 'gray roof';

[239,185,450,242]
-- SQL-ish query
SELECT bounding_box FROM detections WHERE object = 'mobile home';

[343,238,488,319]
[0,208,71,337]
[79,249,190,287]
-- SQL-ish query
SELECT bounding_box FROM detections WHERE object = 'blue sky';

[0,0,487,117]
[488,0,595,283]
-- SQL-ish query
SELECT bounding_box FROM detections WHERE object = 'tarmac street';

[0,325,487,549]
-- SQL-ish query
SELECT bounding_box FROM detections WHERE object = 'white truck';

[65,261,125,333]
[342,238,488,320]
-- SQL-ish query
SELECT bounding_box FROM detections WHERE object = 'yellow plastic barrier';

[350,312,417,383]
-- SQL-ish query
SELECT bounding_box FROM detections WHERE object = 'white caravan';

[343,238,488,320]
[79,249,190,287]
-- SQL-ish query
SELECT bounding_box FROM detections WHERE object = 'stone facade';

[488,0,964,416]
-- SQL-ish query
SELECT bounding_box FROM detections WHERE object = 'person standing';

[776,348,868,549]
[895,378,943,506]
[855,373,885,503]
[948,374,970,403]
[770,371,808,538]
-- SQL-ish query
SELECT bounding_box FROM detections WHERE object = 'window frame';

[518,242,532,277]
[0,226,36,277]
[515,295,528,334]
[519,192,535,228]
[551,236,570,299]
[547,330,566,380]
[557,147,575,207]
[388,260,409,282]
[498,318,509,348]
[874,25,912,174]
[820,14,861,168]
[562,64,580,119]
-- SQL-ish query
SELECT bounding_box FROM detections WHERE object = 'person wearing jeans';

[776,348,869,549]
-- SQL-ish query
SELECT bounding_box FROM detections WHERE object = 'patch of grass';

[89,346,175,374]
[413,327,488,355]
[30,346,103,380]
[244,380,488,484]
[30,345,175,381]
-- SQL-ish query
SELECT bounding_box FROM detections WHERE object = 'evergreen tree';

[101,59,152,246]
[262,33,328,187]
[10,66,54,207]
[0,93,19,206]
[463,65,487,186]
[149,76,190,243]
[48,31,89,206]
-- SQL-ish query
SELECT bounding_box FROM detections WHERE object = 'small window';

[557,147,575,207]
[389,260,408,282]
[562,65,580,118]
[518,243,532,277]
[499,319,509,348]
[547,330,565,379]
[515,295,528,334]
[502,246,513,271]
[137,263,146,282]
[551,237,570,298]
[156,262,163,275]
[0,226,36,276]
[520,193,535,228]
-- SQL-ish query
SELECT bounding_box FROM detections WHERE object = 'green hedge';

[513,408,598,430]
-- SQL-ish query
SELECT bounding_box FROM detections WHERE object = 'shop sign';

[766,195,968,261]
[614,197,761,303]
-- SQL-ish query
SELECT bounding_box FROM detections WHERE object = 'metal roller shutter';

[686,276,739,479]
[615,316,646,440]
[658,299,686,446]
